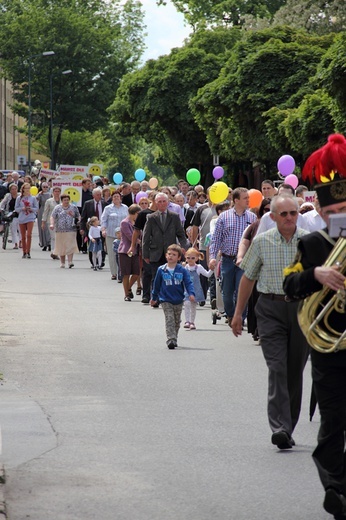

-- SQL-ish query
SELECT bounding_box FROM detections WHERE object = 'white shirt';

[185,264,213,278]
[256,211,310,234]
[89,225,101,240]
[184,202,201,213]
[302,209,326,232]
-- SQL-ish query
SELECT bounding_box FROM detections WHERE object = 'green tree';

[316,32,346,125]
[272,0,346,34]
[0,0,145,167]
[109,27,241,184]
[191,27,334,172]
[264,31,346,158]
[157,0,286,28]
[265,91,337,157]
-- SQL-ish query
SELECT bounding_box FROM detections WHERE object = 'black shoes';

[141,298,149,304]
[26,253,31,259]
[128,290,134,299]
[323,488,346,518]
[124,296,131,302]
[271,431,294,450]
[167,340,177,350]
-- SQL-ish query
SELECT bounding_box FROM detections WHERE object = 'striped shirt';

[241,227,309,294]
[209,207,257,259]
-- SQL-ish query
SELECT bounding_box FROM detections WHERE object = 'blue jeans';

[220,256,246,320]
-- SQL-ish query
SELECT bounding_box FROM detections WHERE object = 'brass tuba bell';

[298,237,346,353]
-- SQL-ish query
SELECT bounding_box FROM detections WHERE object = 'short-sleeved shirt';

[134,209,154,231]
[241,227,309,295]
[191,204,217,250]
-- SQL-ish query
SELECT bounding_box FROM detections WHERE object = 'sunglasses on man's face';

[277,210,298,218]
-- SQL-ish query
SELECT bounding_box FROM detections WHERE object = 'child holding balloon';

[15,182,39,259]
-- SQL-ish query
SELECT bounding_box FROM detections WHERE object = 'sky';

[140,0,191,62]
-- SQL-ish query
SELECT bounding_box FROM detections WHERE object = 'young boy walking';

[151,244,195,349]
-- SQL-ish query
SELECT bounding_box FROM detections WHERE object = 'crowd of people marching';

[0,171,326,322]
[0,170,326,346]
[1,133,346,520]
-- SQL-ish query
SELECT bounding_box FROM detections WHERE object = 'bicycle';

[0,210,15,250]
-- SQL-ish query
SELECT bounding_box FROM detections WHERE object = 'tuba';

[298,237,346,354]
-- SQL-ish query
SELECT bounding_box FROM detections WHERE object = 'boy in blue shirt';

[151,244,195,349]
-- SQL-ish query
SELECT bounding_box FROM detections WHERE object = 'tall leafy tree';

[272,0,346,34]
[157,0,286,28]
[0,0,145,166]
[109,27,241,182]
[264,31,346,157]
[316,32,346,124]
[191,27,334,171]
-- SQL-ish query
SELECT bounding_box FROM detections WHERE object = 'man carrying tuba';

[284,133,346,520]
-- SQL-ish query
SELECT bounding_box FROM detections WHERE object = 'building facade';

[0,76,27,171]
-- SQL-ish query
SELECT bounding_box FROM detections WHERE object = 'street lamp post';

[49,69,72,170]
[27,51,55,172]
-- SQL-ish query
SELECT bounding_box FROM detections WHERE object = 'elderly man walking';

[142,193,190,289]
[231,194,310,450]
[80,187,107,268]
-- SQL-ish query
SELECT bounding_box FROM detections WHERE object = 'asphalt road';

[0,229,330,520]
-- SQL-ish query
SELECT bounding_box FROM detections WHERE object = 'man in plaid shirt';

[209,187,257,322]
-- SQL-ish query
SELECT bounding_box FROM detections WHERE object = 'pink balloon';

[285,174,299,189]
[277,155,295,177]
[212,166,224,180]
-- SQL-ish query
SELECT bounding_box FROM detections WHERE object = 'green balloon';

[186,168,201,186]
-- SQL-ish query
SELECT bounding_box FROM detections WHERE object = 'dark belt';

[260,293,293,302]
[222,253,236,259]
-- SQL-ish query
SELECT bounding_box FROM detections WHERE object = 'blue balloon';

[113,172,123,184]
[134,168,146,182]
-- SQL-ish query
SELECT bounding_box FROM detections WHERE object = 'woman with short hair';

[118,204,141,301]
[14,183,38,258]
[100,190,128,280]
[50,194,80,268]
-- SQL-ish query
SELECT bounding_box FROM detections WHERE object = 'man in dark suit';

[77,178,93,252]
[80,187,106,267]
[7,171,24,192]
[142,193,190,284]
[121,181,141,207]
[120,183,132,207]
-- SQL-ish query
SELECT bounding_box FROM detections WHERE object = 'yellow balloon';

[30,186,38,196]
[209,181,229,204]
